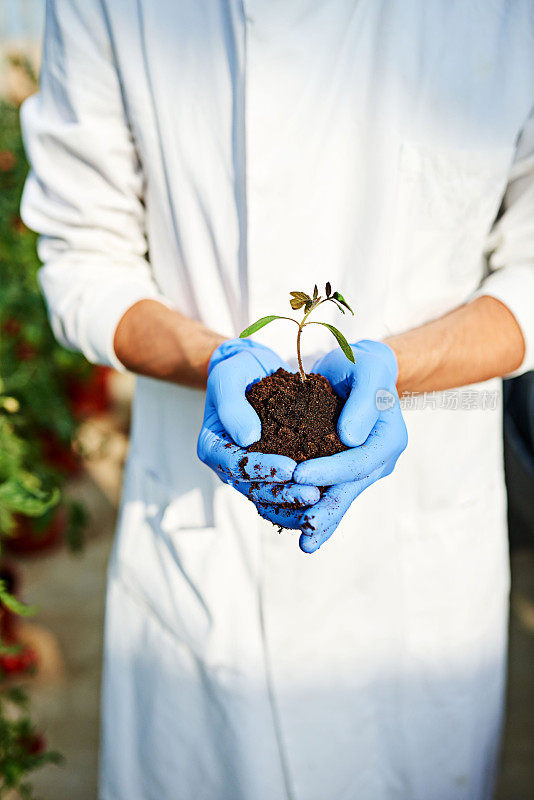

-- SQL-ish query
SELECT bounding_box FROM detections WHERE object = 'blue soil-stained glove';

[197,339,320,509]
[254,341,408,553]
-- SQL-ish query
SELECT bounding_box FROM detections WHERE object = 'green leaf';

[290,297,307,310]
[239,316,293,338]
[309,322,355,363]
[331,299,346,314]
[289,291,311,302]
[0,642,23,656]
[332,291,354,315]
[289,290,312,311]
[0,581,37,617]
[0,504,15,534]
[0,479,60,518]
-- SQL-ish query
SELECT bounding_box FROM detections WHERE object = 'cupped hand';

[197,339,321,511]
[252,461,396,552]
[268,340,407,553]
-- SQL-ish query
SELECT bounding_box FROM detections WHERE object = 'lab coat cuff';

[86,286,175,372]
[471,263,534,376]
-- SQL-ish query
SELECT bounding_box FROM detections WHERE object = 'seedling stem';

[240,284,355,382]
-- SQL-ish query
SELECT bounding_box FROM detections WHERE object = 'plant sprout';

[239,283,355,382]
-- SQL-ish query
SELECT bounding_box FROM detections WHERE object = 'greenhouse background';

[0,2,532,798]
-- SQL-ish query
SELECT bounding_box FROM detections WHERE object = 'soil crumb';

[246,368,347,463]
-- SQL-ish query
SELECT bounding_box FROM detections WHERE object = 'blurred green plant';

[0,97,91,552]
[0,687,62,800]
[0,68,98,795]
[0,393,60,537]
[0,397,64,795]
[0,100,91,446]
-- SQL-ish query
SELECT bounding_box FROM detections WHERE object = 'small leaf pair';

[289,291,311,310]
[240,283,356,382]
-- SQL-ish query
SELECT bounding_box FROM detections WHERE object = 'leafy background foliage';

[0,78,92,796]
[0,96,89,551]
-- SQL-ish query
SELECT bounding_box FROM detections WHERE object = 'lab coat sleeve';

[474,108,534,376]
[20,0,171,371]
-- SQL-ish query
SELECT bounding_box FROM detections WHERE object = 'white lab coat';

[21,2,534,798]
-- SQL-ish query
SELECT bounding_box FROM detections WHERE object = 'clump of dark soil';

[246,368,347,462]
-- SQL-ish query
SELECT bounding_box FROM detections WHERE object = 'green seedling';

[239,283,355,382]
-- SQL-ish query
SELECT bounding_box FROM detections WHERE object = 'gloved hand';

[197,339,321,511]
[255,341,408,553]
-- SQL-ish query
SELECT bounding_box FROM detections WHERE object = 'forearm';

[113,299,226,388]
[385,295,525,394]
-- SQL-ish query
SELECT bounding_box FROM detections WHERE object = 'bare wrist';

[384,331,444,395]
[114,299,226,387]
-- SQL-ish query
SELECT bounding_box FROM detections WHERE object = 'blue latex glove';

[197,339,321,510]
[254,341,408,553]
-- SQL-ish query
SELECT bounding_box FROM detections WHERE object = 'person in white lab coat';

[21,2,534,799]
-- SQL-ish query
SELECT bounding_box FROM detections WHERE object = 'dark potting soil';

[245,368,347,463]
